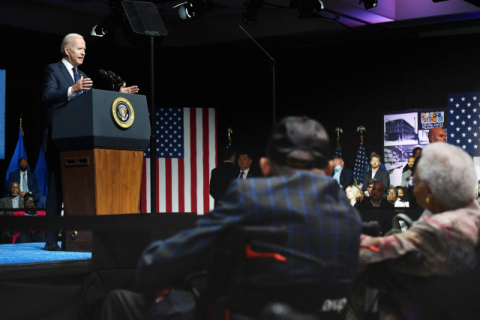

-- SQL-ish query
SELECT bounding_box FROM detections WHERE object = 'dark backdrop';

[1,23,479,195]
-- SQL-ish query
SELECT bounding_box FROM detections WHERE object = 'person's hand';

[356,195,364,202]
[119,83,139,94]
[73,76,93,93]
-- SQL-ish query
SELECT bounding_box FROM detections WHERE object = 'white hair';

[61,33,84,54]
[417,142,476,209]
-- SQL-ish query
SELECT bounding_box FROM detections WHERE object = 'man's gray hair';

[417,142,476,209]
[61,33,83,54]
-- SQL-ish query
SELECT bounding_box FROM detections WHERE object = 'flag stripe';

[165,158,173,212]
[158,158,163,213]
[184,109,191,213]
[190,109,198,213]
[203,109,210,214]
[178,158,185,212]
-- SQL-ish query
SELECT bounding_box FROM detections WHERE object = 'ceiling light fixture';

[359,0,378,9]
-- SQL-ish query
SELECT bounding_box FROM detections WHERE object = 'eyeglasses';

[10,186,19,189]
[387,192,397,195]
[25,200,35,204]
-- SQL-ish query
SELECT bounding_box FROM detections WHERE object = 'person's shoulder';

[382,200,395,208]
[45,61,62,71]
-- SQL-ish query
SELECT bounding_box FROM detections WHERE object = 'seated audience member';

[7,157,39,197]
[101,116,362,320]
[12,193,46,244]
[356,182,394,209]
[364,178,377,197]
[359,143,480,277]
[387,188,397,205]
[394,186,409,208]
[0,182,24,211]
[332,157,353,190]
[401,156,416,187]
[346,185,363,206]
[362,154,389,195]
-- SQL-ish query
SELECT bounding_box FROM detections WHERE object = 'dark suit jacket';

[209,161,239,207]
[8,170,39,196]
[42,60,88,152]
[333,167,353,190]
[354,197,394,209]
[362,168,390,192]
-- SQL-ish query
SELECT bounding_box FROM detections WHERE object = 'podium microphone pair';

[99,69,125,91]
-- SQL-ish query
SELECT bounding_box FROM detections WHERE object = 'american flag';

[353,142,368,185]
[140,108,217,214]
[448,92,480,155]
[332,144,343,159]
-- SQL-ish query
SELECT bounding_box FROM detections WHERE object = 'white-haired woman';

[358,143,480,319]
[345,185,363,206]
[360,142,480,275]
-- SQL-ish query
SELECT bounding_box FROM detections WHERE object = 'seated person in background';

[359,143,480,277]
[102,116,362,320]
[0,182,24,212]
[346,185,363,206]
[364,178,377,197]
[356,182,394,209]
[332,157,353,190]
[387,188,397,205]
[12,193,46,244]
[7,157,39,198]
[394,186,409,208]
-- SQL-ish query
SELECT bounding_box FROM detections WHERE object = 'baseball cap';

[266,116,330,170]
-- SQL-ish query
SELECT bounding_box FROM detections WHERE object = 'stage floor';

[0,242,91,265]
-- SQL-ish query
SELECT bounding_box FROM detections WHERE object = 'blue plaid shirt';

[137,172,362,299]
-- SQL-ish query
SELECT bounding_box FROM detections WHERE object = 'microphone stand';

[239,25,276,126]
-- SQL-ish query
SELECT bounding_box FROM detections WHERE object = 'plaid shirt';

[137,172,362,299]
[359,200,480,277]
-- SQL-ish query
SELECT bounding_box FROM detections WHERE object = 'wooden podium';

[52,89,150,251]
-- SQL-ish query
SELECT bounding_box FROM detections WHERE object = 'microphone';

[107,70,125,89]
[99,69,116,83]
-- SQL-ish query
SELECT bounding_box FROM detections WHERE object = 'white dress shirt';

[238,168,250,179]
[61,58,77,100]
[20,171,29,192]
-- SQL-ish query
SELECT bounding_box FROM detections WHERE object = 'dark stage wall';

[1,23,480,194]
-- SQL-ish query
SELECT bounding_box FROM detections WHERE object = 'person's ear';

[324,160,334,176]
[260,157,275,177]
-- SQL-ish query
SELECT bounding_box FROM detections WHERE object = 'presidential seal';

[111,97,135,129]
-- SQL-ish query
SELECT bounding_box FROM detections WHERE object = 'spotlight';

[243,0,264,25]
[297,0,324,19]
[173,1,212,20]
[359,0,378,9]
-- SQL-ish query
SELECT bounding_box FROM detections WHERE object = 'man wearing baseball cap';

[103,116,362,320]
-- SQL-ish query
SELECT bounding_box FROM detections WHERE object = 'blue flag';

[4,128,29,195]
[333,144,342,159]
[34,146,48,197]
[447,92,480,154]
[353,142,368,185]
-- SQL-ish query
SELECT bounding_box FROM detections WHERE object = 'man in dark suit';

[362,154,390,194]
[209,149,238,207]
[7,157,39,198]
[356,181,394,234]
[42,33,139,251]
[332,157,353,190]
[237,152,255,179]
[102,116,362,320]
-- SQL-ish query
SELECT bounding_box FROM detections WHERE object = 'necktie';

[239,171,244,180]
[22,173,28,192]
[73,67,83,96]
